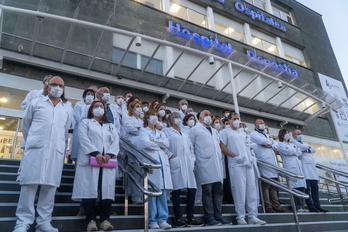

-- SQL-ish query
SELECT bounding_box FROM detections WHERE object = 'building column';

[264,0,273,14]
[275,37,285,58]
[228,63,239,115]
[206,6,215,30]
[243,23,252,45]
[162,0,170,13]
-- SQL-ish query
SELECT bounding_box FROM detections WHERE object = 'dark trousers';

[223,158,233,204]
[201,182,223,222]
[305,179,321,209]
[82,168,113,222]
[172,188,196,221]
[261,179,281,210]
[294,187,306,210]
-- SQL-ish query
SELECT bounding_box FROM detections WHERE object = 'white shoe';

[86,220,98,231]
[13,224,29,232]
[159,222,172,229]
[237,218,247,225]
[149,223,160,229]
[99,220,114,230]
[248,217,266,225]
[297,209,305,213]
[35,223,58,232]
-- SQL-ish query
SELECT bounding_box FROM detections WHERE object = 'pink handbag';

[88,157,117,168]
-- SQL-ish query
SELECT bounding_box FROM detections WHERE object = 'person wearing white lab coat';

[69,89,95,161]
[277,129,307,212]
[139,109,173,230]
[122,100,144,204]
[291,129,328,213]
[72,100,119,231]
[220,113,266,225]
[21,75,52,111]
[163,112,203,227]
[250,119,287,213]
[181,114,196,134]
[188,110,230,226]
[13,76,70,232]
[176,99,188,119]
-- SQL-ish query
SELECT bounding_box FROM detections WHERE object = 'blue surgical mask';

[296,135,302,142]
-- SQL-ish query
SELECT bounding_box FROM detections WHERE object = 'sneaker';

[248,217,266,225]
[149,223,160,229]
[194,199,202,204]
[187,218,204,227]
[297,209,305,213]
[175,218,187,228]
[159,222,172,229]
[35,223,58,232]
[86,220,98,232]
[237,218,247,225]
[13,224,29,232]
[99,220,114,231]
[318,208,329,213]
[217,217,232,225]
[206,218,221,226]
[309,208,320,212]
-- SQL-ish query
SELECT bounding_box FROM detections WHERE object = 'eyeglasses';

[93,105,105,109]
[49,83,64,88]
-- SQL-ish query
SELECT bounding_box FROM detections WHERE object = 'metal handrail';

[316,163,348,179]
[260,177,309,199]
[319,176,348,188]
[258,160,305,179]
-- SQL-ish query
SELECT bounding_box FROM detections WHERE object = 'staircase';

[1,158,348,232]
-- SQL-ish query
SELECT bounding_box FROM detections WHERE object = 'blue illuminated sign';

[247,50,298,77]
[169,21,233,52]
[215,0,225,3]
[235,1,286,32]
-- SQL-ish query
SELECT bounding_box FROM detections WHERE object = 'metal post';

[287,178,301,232]
[143,173,149,232]
[258,179,266,213]
[227,63,239,114]
[332,173,346,211]
[124,173,129,216]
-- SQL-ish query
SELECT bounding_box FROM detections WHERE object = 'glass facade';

[215,22,244,42]
[0,116,23,160]
[169,2,207,28]
[251,36,277,55]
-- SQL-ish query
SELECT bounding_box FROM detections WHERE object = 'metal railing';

[118,137,162,232]
[316,163,348,209]
[257,160,309,232]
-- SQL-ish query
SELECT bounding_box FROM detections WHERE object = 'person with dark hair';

[221,109,231,120]
[114,95,124,117]
[163,112,203,228]
[211,116,222,132]
[142,101,149,112]
[149,100,160,110]
[21,74,53,110]
[139,110,173,229]
[291,129,328,213]
[222,118,231,130]
[277,129,307,213]
[182,114,196,134]
[155,103,167,130]
[72,100,119,231]
[13,76,71,232]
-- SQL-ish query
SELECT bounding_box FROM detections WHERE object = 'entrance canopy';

[0,5,343,125]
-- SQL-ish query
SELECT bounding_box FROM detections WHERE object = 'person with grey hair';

[163,112,203,227]
[21,75,53,110]
[177,99,188,119]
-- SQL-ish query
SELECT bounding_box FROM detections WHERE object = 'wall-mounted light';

[0,97,8,103]
[277,81,283,89]
[135,36,142,47]
[208,56,214,65]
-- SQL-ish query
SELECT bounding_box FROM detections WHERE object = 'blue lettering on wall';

[215,0,225,3]
[235,1,286,32]
[169,21,233,52]
[247,50,298,77]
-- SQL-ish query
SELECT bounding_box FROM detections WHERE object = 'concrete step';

[0,164,75,176]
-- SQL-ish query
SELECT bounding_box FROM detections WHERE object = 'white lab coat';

[250,130,279,178]
[139,127,173,190]
[122,114,143,147]
[291,140,319,180]
[163,127,196,190]
[188,122,223,185]
[107,103,121,135]
[72,118,119,200]
[277,142,306,188]
[21,89,43,110]
[19,96,70,187]
[176,110,186,119]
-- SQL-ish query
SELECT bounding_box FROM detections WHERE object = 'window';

[251,36,277,55]
[215,22,244,42]
[244,0,266,10]
[285,54,306,67]
[283,42,307,67]
[136,0,162,10]
[112,47,164,75]
[272,5,294,25]
[169,2,207,28]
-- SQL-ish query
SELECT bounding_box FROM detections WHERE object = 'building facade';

[0,0,347,170]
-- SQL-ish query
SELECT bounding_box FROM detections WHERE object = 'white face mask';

[284,133,291,141]
[158,110,165,117]
[244,127,249,133]
[93,107,104,117]
[126,97,130,102]
[49,86,63,98]
[174,118,182,126]
[188,119,195,127]
[149,115,158,125]
[102,93,110,103]
[258,123,265,131]
[85,95,94,104]
[203,116,212,125]
[232,119,240,128]
[139,112,144,119]
[238,128,244,133]
[135,107,142,116]
[143,106,149,112]
[225,113,230,118]
[116,98,124,105]
[215,123,221,130]
[181,105,188,111]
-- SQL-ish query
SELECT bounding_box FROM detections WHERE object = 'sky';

[296,0,348,90]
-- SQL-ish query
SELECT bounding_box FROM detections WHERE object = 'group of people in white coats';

[13,73,328,232]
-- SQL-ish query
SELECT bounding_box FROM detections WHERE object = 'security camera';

[135,36,142,47]
[208,56,214,65]
[277,81,283,89]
